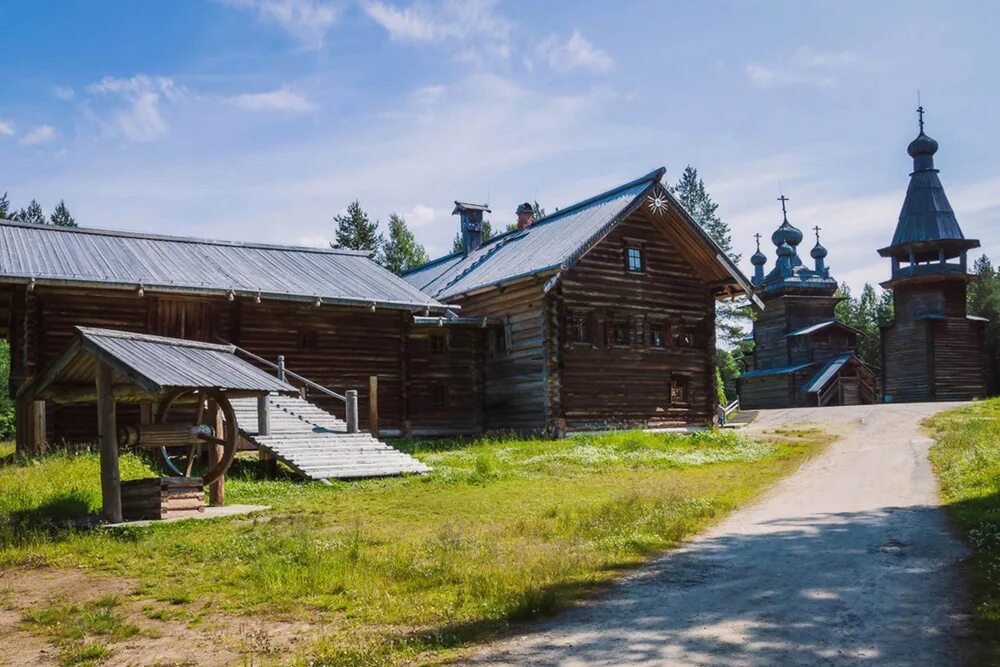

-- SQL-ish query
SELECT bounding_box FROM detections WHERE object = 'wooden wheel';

[156,389,238,486]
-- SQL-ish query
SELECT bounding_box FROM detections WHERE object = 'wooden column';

[257,394,276,479]
[345,390,358,433]
[96,364,122,523]
[15,399,46,455]
[206,399,225,506]
[368,376,379,438]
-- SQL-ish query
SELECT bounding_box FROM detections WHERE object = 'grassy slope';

[927,398,1000,664]
[0,428,826,666]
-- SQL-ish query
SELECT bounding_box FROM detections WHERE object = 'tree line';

[0,192,77,227]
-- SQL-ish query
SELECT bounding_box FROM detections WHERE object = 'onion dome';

[751,247,767,266]
[776,241,794,258]
[771,219,803,248]
[907,131,938,158]
[810,241,828,260]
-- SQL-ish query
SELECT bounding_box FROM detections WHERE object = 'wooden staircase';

[230,395,430,481]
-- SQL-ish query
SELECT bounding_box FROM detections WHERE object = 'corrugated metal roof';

[0,220,444,310]
[78,327,297,393]
[738,363,815,379]
[404,169,663,299]
[803,354,853,394]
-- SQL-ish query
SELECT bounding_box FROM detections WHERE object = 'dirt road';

[468,403,971,666]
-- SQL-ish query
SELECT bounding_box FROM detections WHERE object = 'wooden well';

[120,477,205,521]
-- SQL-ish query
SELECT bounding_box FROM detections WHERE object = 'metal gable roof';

[0,219,445,311]
[404,169,663,299]
[802,354,854,394]
[785,319,861,338]
[738,363,815,379]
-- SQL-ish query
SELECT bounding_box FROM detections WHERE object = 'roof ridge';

[76,326,236,351]
[525,166,665,230]
[0,218,370,257]
[438,231,526,294]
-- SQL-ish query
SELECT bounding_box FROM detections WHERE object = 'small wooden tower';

[879,107,986,402]
[738,198,876,408]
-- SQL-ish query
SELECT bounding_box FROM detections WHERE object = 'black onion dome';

[771,220,804,248]
[907,131,938,158]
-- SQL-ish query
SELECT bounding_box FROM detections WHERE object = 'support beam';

[257,394,277,479]
[206,399,225,506]
[345,389,359,433]
[368,376,379,438]
[15,399,45,455]
[96,364,122,523]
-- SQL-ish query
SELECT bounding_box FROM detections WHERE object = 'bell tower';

[878,106,986,401]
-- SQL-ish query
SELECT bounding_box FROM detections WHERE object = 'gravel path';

[467,403,972,666]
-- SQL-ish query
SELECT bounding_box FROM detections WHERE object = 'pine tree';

[16,200,46,225]
[451,220,495,254]
[532,201,546,220]
[0,192,8,220]
[332,200,382,253]
[670,165,746,344]
[969,254,1000,394]
[381,213,428,275]
[49,199,76,227]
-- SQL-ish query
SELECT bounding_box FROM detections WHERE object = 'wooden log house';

[878,108,986,401]
[403,168,757,432]
[736,199,877,409]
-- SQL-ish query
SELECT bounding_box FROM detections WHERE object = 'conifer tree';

[969,254,1000,394]
[332,200,382,254]
[0,192,8,219]
[381,213,428,275]
[14,199,46,225]
[49,199,77,227]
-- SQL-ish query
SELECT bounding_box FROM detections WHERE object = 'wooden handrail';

[718,398,740,426]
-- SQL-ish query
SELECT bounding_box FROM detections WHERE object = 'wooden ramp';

[230,395,430,481]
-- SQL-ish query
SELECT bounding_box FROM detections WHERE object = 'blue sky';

[0,0,997,292]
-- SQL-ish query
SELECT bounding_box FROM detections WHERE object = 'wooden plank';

[96,363,122,523]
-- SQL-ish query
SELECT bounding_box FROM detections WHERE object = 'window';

[612,319,629,346]
[430,333,448,354]
[431,384,449,408]
[573,315,589,343]
[675,326,698,349]
[670,377,689,404]
[626,246,644,273]
[491,324,509,355]
[297,328,319,350]
[649,322,665,348]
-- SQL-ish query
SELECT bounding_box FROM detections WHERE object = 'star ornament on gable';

[647,193,669,216]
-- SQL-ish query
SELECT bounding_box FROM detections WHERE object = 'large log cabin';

[3,166,755,450]
[403,168,756,433]
[878,110,986,401]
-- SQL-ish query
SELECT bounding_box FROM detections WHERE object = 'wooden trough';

[16,326,298,523]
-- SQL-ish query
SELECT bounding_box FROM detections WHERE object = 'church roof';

[879,109,980,258]
[785,319,861,338]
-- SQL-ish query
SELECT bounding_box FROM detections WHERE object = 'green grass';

[0,428,826,666]
[20,595,140,666]
[928,397,1000,663]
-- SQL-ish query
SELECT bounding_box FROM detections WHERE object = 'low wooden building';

[878,109,986,402]
[737,200,876,409]
[0,221,453,452]
[404,168,757,432]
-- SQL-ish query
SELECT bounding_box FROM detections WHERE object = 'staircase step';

[231,394,429,481]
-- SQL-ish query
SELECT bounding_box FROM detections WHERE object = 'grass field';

[0,428,827,666]
[927,397,1000,664]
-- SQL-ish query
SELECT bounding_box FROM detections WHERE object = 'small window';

[430,333,448,354]
[649,323,665,348]
[491,325,509,355]
[675,326,697,349]
[573,315,589,343]
[298,329,319,350]
[431,384,449,408]
[611,320,629,346]
[670,377,689,404]
[626,246,644,273]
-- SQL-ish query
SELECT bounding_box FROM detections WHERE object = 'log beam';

[96,363,122,523]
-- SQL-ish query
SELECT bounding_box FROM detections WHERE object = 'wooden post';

[257,394,277,479]
[368,376,379,438]
[206,399,225,506]
[96,364,122,523]
[276,355,286,382]
[15,399,46,455]
[345,389,358,433]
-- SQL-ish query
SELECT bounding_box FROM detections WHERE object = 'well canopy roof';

[403,168,757,303]
[0,219,445,311]
[19,327,298,402]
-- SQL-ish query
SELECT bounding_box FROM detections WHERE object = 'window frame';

[670,376,690,405]
[429,332,449,355]
[625,245,645,274]
[430,384,449,409]
[648,320,666,349]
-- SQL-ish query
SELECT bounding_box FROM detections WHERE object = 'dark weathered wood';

[206,399,224,507]
[96,363,122,523]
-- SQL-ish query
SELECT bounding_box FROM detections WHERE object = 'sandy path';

[467,402,971,666]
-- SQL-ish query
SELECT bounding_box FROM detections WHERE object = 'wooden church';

[879,108,986,402]
[737,198,876,408]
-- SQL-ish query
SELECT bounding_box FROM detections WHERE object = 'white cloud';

[746,47,858,89]
[412,84,446,106]
[363,0,511,63]
[219,0,340,48]
[20,125,56,146]
[405,204,436,227]
[230,87,316,112]
[538,29,613,74]
[0,120,13,136]
[51,86,75,101]
[87,75,184,142]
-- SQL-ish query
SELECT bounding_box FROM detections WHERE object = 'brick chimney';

[452,201,491,256]
[516,202,534,230]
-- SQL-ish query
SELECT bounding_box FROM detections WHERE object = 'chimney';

[452,201,491,256]
[516,202,534,230]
